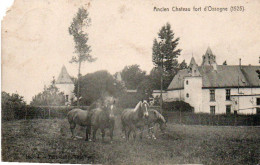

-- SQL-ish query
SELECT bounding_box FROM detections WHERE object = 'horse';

[67,96,114,141]
[146,109,167,139]
[67,108,92,141]
[121,100,149,141]
[91,96,116,142]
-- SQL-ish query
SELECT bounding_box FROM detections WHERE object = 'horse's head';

[150,109,167,133]
[102,96,116,118]
[141,100,149,118]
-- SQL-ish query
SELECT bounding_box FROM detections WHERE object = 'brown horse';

[146,109,167,139]
[67,108,92,141]
[67,96,115,141]
[91,97,116,142]
[121,100,149,141]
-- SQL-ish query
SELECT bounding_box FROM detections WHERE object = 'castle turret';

[201,47,217,66]
[56,65,75,104]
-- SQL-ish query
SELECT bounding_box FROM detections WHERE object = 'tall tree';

[69,7,96,107]
[152,23,182,109]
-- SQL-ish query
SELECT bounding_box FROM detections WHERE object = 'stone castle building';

[166,47,260,114]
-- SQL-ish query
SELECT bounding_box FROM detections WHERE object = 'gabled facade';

[167,48,260,114]
[55,65,75,104]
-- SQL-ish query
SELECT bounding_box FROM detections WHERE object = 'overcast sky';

[2,0,260,103]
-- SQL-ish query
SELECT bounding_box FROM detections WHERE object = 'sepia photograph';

[1,0,260,164]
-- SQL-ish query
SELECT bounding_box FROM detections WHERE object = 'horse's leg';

[92,127,97,142]
[70,122,76,139]
[139,127,144,140]
[150,124,156,140]
[132,126,137,141]
[126,127,131,141]
[85,125,91,141]
[110,126,114,142]
[101,129,105,142]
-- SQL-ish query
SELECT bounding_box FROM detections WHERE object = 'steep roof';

[167,65,260,90]
[206,47,213,55]
[56,65,73,84]
[189,57,197,68]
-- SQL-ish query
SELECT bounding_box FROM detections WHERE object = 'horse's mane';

[133,101,142,111]
[151,109,166,123]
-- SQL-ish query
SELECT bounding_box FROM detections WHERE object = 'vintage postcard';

[1,0,260,164]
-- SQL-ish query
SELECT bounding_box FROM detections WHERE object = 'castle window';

[186,80,189,85]
[186,93,189,98]
[226,89,231,100]
[210,106,215,115]
[210,89,215,101]
[226,105,231,114]
[65,95,69,102]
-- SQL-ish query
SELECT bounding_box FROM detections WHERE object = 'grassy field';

[2,116,260,164]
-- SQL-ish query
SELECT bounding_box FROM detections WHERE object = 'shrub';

[1,92,26,121]
[163,101,194,112]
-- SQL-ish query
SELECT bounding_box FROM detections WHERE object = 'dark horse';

[121,100,149,141]
[91,96,116,142]
[146,109,167,139]
[67,96,115,141]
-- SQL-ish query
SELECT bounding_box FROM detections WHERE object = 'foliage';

[74,70,124,105]
[137,76,153,101]
[117,92,142,109]
[69,7,96,105]
[163,101,194,112]
[152,23,182,89]
[30,82,65,106]
[121,65,146,90]
[69,7,95,64]
[178,60,188,70]
[1,91,26,121]
[149,68,161,90]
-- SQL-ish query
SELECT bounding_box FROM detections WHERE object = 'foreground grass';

[2,117,260,164]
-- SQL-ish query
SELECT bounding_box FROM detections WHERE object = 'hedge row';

[10,106,89,120]
[163,111,260,126]
[2,105,260,126]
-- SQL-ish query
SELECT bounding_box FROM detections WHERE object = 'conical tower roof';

[56,65,73,84]
[201,47,217,66]
[206,47,213,55]
[189,57,197,68]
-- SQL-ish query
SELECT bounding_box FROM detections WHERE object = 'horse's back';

[68,108,90,126]
[91,108,113,129]
[121,108,141,127]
